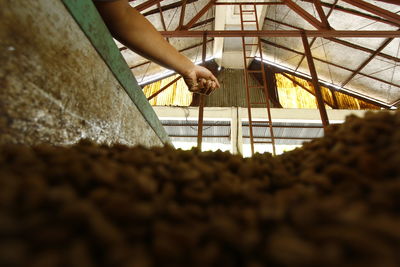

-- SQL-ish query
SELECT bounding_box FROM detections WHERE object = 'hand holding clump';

[182,65,220,96]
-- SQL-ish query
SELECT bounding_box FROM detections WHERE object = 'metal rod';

[177,0,187,30]
[301,0,400,27]
[197,33,208,150]
[341,0,400,25]
[143,0,198,16]
[135,0,163,12]
[182,0,215,30]
[129,39,214,69]
[147,76,182,100]
[214,1,284,5]
[301,32,330,127]
[341,37,395,87]
[314,0,331,29]
[280,72,334,108]
[197,96,205,149]
[263,17,400,63]
[282,0,325,29]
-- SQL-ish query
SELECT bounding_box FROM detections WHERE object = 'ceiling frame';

[132,0,399,108]
[260,39,400,91]
[341,37,395,87]
[301,0,400,28]
[264,17,400,63]
[282,0,326,29]
[159,30,400,38]
[341,0,400,26]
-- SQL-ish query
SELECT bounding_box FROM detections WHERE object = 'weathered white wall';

[0,0,164,147]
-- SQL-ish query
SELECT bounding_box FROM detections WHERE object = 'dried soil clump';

[0,111,399,267]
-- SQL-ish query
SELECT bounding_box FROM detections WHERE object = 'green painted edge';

[61,0,170,144]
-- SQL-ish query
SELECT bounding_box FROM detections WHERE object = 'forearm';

[95,1,194,76]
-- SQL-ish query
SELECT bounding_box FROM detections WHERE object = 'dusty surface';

[0,110,399,266]
[0,0,163,147]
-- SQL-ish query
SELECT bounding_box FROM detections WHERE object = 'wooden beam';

[177,0,187,30]
[301,33,329,127]
[341,37,394,87]
[197,33,208,150]
[341,0,400,25]
[129,38,214,69]
[182,0,215,30]
[314,0,331,29]
[160,30,400,38]
[282,0,326,29]
[295,0,336,70]
[301,0,400,27]
[303,0,400,27]
[263,17,400,63]
[280,73,334,108]
[191,17,214,29]
[375,0,400,4]
[214,1,284,5]
[143,0,198,16]
[147,76,182,100]
[135,0,163,12]
[157,2,169,42]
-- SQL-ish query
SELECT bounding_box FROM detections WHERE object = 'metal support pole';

[197,33,208,149]
[301,32,330,127]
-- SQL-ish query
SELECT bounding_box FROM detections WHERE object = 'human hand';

[182,65,220,96]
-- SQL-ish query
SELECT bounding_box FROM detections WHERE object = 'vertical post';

[197,33,207,149]
[301,32,329,127]
[331,88,339,109]
[230,107,244,155]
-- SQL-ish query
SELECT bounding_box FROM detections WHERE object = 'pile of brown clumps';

[0,111,399,267]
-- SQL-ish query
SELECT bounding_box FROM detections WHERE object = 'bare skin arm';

[94,0,220,95]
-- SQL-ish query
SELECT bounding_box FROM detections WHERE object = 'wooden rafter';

[147,76,182,100]
[282,0,326,29]
[135,0,163,12]
[181,0,215,30]
[197,33,208,149]
[264,17,400,63]
[301,0,400,27]
[260,39,400,92]
[341,37,395,87]
[314,0,331,29]
[177,0,188,30]
[301,33,330,127]
[341,0,400,25]
[295,0,337,70]
[157,2,168,31]
[160,30,400,38]
[375,0,400,4]
[129,38,214,69]
[143,0,198,16]
[280,72,334,108]
[121,18,214,53]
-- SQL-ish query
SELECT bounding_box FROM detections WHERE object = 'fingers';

[193,78,218,96]
[183,65,220,95]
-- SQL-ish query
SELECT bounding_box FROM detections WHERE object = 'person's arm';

[94,0,220,95]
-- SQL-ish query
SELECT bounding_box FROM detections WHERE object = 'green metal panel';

[61,0,170,144]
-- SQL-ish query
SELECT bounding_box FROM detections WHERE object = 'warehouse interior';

[1,0,400,266]
[125,0,400,155]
